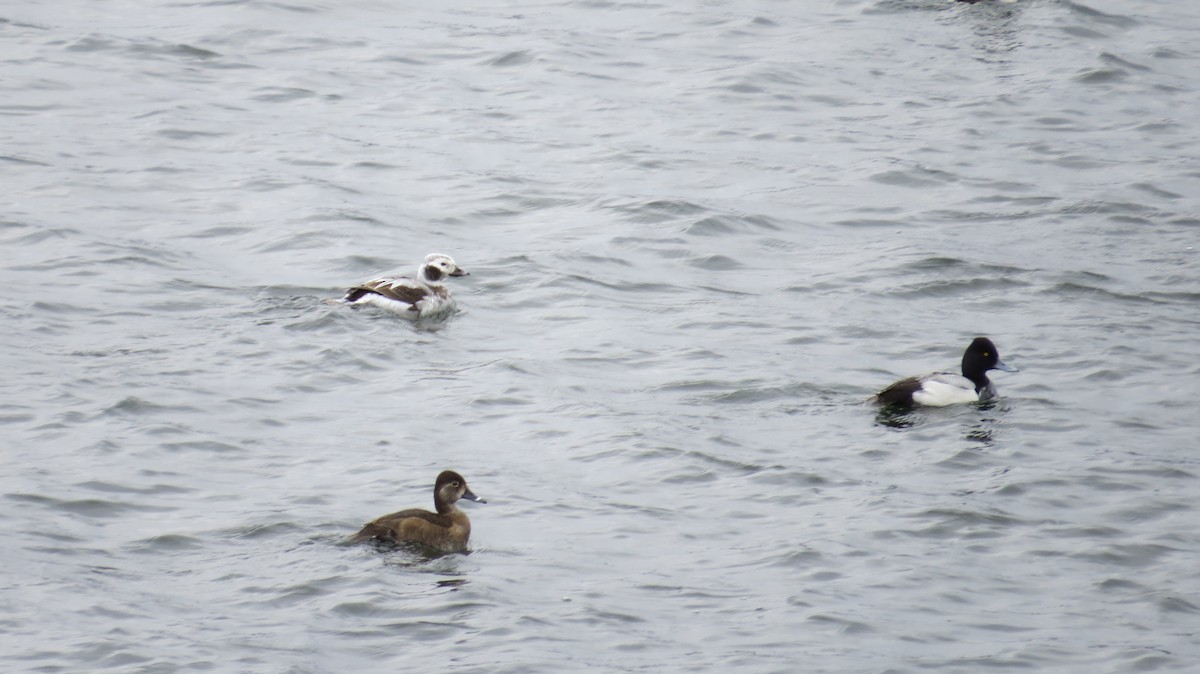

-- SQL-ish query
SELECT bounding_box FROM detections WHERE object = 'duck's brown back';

[348,508,470,552]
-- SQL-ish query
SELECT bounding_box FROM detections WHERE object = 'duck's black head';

[961,337,1017,389]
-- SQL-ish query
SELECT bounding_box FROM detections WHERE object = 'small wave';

[102,396,199,417]
[484,50,534,67]
[869,165,957,189]
[1040,282,1163,306]
[250,86,319,103]
[879,276,1027,299]
[127,534,205,552]
[6,493,174,518]
[685,213,780,236]
[607,198,711,224]
[687,254,742,270]
[1063,1,1139,28]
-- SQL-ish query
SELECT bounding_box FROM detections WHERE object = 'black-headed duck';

[874,337,1017,407]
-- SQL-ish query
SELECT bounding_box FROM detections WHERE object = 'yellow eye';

[983,352,990,357]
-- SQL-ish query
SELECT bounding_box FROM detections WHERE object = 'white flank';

[911,377,980,407]
[352,293,421,317]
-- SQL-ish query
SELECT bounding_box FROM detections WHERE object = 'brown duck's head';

[433,470,485,513]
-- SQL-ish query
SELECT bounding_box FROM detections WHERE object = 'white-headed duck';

[341,253,468,318]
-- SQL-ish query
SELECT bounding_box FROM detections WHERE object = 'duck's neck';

[963,367,990,392]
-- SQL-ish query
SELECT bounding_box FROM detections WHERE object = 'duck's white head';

[420,254,468,284]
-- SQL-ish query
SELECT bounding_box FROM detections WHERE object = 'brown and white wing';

[343,277,430,307]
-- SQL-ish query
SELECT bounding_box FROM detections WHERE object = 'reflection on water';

[367,539,475,562]
[874,405,923,429]
[962,0,1026,56]
[873,399,1008,446]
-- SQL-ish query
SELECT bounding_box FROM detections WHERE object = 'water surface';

[2,1,1198,672]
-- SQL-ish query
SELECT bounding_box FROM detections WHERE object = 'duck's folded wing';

[347,508,453,543]
[347,521,390,543]
[920,372,974,389]
[874,375,920,405]
[344,277,429,306]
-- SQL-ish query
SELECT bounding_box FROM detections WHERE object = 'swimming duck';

[348,470,485,553]
[874,337,1017,407]
[341,253,468,318]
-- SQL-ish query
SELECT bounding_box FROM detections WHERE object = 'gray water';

[2,0,1198,672]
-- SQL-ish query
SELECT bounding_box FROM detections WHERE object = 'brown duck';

[348,470,485,553]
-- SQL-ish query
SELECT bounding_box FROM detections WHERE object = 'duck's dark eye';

[450,481,460,488]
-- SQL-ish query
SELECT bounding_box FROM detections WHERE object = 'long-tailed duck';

[873,337,1018,407]
[347,470,485,553]
[341,253,468,318]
